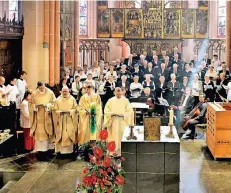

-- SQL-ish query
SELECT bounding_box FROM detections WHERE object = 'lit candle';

[169,108,174,125]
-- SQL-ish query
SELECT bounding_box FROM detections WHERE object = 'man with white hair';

[53,86,78,159]
[104,87,134,154]
[170,47,181,60]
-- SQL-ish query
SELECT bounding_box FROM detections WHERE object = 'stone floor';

[1,139,231,193]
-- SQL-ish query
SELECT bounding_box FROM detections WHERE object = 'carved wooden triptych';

[97,0,209,40]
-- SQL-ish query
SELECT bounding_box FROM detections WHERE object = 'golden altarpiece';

[97,0,210,56]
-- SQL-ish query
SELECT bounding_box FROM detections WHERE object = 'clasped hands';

[111,113,124,117]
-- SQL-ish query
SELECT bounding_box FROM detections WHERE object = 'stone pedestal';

[122,126,180,193]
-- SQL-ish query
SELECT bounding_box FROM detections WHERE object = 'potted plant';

[75,129,125,193]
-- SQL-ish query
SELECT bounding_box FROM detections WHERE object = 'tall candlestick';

[169,108,174,125]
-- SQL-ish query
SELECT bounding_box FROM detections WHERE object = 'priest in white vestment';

[29,81,56,159]
[104,87,134,154]
[78,82,102,144]
[53,87,78,157]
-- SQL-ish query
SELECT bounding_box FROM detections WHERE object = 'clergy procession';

[0,73,134,160]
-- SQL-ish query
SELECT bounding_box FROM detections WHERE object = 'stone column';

[55,1,60,83]
[74,1,79,71]
[44,1,49,45]
[226,1,231,68]
[49,1,55,86]
[23,1,48,89]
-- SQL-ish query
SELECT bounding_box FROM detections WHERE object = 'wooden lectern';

[206,102,231,160]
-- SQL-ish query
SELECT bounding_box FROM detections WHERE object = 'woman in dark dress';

[203,75,215,102]
[167,73,181,106]
[104,75,116,104]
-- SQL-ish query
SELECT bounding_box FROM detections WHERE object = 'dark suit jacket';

[154,67,170,81]
[179,95,195,114]
[116,81,130,90]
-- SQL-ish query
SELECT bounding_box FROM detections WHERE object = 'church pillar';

[122,41,129,58]
[55,1,60,83]
[44,2,49,44]
[49,1,55,86]
[226,1,231,68]
[23,1,48,89]
[74,1,79,70]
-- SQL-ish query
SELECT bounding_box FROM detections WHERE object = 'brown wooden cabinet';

[206,103,231,159]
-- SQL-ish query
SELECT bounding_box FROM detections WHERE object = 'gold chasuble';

[53,94,78,154]
[29,88,56,152]
[78,93,102,144]
[104,96,134,154]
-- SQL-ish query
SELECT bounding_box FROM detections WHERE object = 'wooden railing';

[79,39,110,67]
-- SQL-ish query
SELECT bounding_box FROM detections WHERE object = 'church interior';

[1,0,231,193]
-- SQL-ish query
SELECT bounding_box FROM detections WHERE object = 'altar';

[121,126,180,193]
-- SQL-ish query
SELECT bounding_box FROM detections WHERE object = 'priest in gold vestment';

[104,87,134,154]
[29,82,56,159]
[78,83,102,144]
[53,87,78,157]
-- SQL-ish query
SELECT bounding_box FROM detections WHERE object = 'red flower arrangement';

[76,129,125,193]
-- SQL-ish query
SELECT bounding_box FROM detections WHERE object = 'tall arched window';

[9,0,18,21]
[79,0,88,35]
[218,0,226,37]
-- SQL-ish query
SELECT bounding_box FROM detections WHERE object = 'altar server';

[16,71,27,107]
[53,86,78,158]
[104,87,134,154]
[78,82,102,144]
[29,81,56,160]
[20,90,34,151]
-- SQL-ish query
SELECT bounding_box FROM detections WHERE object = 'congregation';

[0,47,230,158]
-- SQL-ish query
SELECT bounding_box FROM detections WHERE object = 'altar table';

[121,126,180,193]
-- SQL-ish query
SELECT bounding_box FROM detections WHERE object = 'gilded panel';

[181,9,195,39]
[97,9,110,38]
[195,10,208,38]
[111,9,124,38]
[163,9,180,39]
[142,0,163,11]
[125,9,144,39]
[144,117,160,141]
[97,0,108,10]
[143,8,163,39]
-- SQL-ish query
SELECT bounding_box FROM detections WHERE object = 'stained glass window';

[79,0,88,35]
[9,0,18,21]
[218,0,226,37]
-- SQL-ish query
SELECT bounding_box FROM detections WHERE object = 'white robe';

[104,96,134,154]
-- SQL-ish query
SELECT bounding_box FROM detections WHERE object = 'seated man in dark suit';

[175,87,195,129]
[182,94,207,139]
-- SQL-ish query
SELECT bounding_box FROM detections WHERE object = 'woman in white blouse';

[130,76,143,98]
[191,74,202,105]
[106,65,117,81]
[20,90,34,151]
